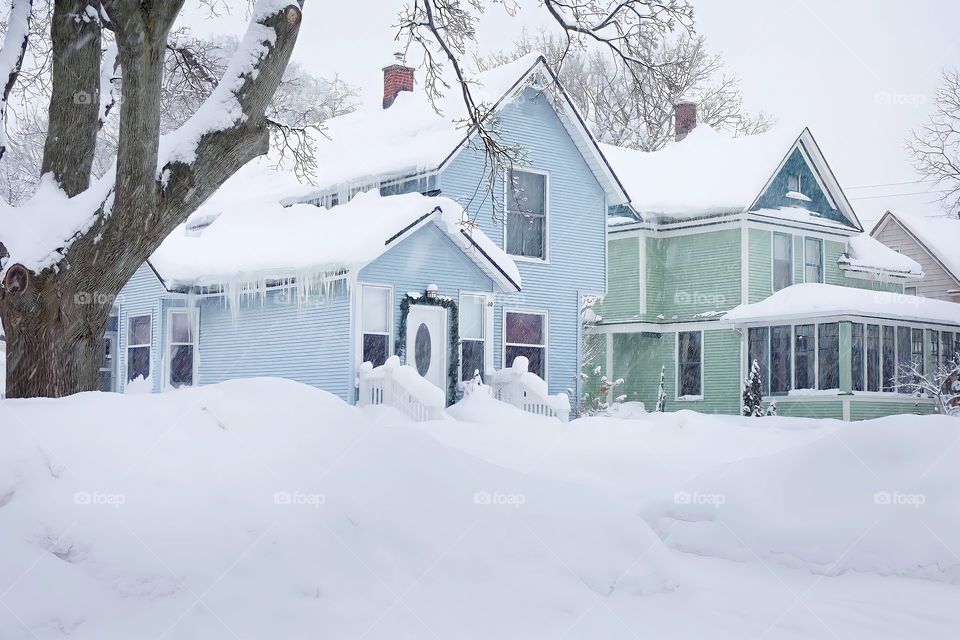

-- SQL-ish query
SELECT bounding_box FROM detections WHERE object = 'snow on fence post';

[489,356,570,422]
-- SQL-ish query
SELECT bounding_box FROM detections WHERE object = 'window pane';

[506,210,544,259]
[897,326,912,389]
[508,170,545,215]
[362,334,389,368]
[678,331,702,397]
[505,344,544,378]
[748,327,769,395]
[866,324,880,392]
[461,340,485,381]
[930,330,940,367]
[771,325,792,394]
[851,323,864,392]
[943,331,955,367]
[773,233,793,291]
[505,312,544,345]
[795,324,815,389]
[362,287,390,333]
[882,326,896,391]
[460,295,485,340]
[818,323,840,390]
[169,345,194,387]
[170,312,192,343]
[128,315,151,346]
[804,238,823,283]
[127,346,150,381]
[911,328,924,377]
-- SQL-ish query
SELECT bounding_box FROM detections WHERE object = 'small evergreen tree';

[655,365,666,412]
[742,359,764,417]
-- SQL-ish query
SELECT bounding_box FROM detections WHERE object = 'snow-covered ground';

[1,379,959,639]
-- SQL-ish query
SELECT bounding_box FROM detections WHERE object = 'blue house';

[109,54,628,408]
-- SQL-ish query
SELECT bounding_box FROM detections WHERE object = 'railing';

[488,356,571,422]
[357,356,446,422]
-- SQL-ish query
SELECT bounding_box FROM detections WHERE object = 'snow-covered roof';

[149,160,520,294]
[873,210,960,282]
[601,125,862,230]
[306,53,628,206]
[838,233,924,279]
[723,283,960,326]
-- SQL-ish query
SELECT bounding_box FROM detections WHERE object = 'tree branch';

[0,0,31,162]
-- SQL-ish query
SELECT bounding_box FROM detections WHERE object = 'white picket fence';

[488,356,571,422]
[357,356,446,422]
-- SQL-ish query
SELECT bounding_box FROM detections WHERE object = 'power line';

[849,189,951,201]
[846,179,938,190]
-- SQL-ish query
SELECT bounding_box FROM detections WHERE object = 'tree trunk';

[1,272,110,398]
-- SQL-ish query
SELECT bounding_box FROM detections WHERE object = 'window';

[942,331,955,368]
[851,323,864,392]
[804,237,823,283]
[166,310,197,388]
[866,324,880,392]
[98,335,115,392]
[788,173,802,193]
[770,325,792,394]
[911,328,924,378]
[930,330,940,372]
[460,294,487,382]
[747,327,769,395]
[817,323,839,390]
[904,286,917,296]
[773,232,793,291]
[882,326,896,392]
[677,331,702,398]
[505,311,546,378]
[126,314,151,383]
[897,326,912,390]
[361,285,392,367]
[794,324,815,390]
[506,169,547,259]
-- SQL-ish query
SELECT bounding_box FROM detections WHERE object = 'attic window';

[788,174,801,193]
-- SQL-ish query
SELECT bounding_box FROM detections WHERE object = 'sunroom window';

[506,169,547,259]
[851,323,865,392]
[794,324,815,390]
[770,325,792,394]
[747,327,769,395]
[504,311,546,378]
[817,323,839,390]
[882,326,896,392]
[361,285,391,368]
[866,324,880,392]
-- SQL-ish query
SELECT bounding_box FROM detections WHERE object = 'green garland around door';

[396,290,460,405]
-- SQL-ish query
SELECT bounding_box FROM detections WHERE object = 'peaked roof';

[148,160,520,294]
[837,233,923,279]
[871,210,960,283]
[304,53,628,205]
[601,125,862,230]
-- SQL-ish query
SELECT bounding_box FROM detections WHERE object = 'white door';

[406,305,448,391]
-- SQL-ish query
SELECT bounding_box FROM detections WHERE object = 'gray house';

[871,210,960,302]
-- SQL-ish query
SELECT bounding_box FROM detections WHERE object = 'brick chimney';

[382,64,415,109]
[674,102,697,141]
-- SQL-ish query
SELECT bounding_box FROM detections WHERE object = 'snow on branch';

[0,0,32,161]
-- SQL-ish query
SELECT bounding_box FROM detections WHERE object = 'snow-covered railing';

[358,356,446,422]
[488,357,570,422]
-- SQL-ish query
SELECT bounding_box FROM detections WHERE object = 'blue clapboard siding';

[116,263,169,393]
[195,290,354,402]
[441,86,608,396]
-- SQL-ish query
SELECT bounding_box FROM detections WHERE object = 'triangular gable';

[748,128,863,231]
[437,56,630,206]
[872,211,960,285]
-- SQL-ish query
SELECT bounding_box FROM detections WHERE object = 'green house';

[588,109,960,420]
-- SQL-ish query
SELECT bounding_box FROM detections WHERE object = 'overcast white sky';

[190,0,960,227]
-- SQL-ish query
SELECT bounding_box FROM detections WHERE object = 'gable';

[751,144,849,226]
[873,214,960,291]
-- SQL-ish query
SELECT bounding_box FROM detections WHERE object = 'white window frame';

[163,308,200,390]
[904,286,918,296]
[502,308,548,382]
[503,166,550,263]
[359,284,394,368]
[458,291,493,383]
[771,232,794,292]
[675,330,704,401]
[803,236,824,284]
[788,173,802,194]
[126,312,152,384]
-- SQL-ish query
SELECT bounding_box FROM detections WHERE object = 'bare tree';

[898,353,960,417]
[477,30,772,151]
[909,69,960,213]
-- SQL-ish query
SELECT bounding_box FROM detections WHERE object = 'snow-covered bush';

[655,365,666,412]
[742,359,764,417]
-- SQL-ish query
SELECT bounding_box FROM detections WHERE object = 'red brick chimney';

[382,64,415,109]
[674,102,697,141]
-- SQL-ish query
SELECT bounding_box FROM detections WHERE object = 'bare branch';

[0,0,32,161]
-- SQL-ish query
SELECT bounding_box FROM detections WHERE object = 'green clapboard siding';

[749,228,772,303]
[648,229,741,320]
[773,400,844,419]
[599,236,641,321]
[850,400,935,421]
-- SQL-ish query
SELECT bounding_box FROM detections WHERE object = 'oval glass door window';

[414,323,432,376]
